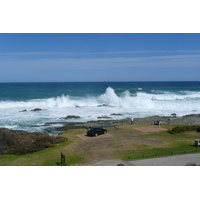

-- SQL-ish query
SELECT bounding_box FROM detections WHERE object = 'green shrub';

[168,125,200,134]
[0,128,67,155]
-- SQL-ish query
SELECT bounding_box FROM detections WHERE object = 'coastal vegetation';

[167,125,200,135]
[0,128,67,155]
[0,128,86,166]
[1,124,200,166]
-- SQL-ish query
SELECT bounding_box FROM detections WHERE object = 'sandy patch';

[134,126,167,132]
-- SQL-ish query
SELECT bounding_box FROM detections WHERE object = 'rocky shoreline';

[16,107,200,134]
[3,113,200,135]
[42,113,200,133]
[132,114,200,125]
[46,117,132,132]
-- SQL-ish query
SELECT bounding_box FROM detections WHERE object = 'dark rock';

[55,123,88,131]
[44,122,65,126]
[60,115,81,120]
[43,127,56,133]
[97,116,112,119]
[110,113,124,116]
[97,104,108,107]
[31,108,43,112]
[19,110,27,112]
[97,104,114,107]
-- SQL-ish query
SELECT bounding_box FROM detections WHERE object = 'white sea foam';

[0,87,200,110]
[1,87,200,132]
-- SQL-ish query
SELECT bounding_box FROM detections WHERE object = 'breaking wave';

[1,86,200,132]
[1,87,200,112]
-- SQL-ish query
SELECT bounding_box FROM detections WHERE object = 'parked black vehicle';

[87,127,107,137]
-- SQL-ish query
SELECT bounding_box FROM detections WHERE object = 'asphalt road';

[127,153,200,166]
[87,153,200,166]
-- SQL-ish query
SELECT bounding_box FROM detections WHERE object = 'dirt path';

[70,125,165,165]
[133,126,167,132]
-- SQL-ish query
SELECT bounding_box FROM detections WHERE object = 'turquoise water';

[1,82,200,132]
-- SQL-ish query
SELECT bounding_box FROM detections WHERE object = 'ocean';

[1,81,200,133]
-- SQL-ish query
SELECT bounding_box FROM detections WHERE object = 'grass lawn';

[1,124,200,165]
[117,125,200,160]
[0,129,87,166]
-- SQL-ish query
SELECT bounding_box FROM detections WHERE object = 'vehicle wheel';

[104,131,107,134]
[95,133,98,137]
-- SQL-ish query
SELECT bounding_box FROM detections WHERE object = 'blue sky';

[1,33,200,82]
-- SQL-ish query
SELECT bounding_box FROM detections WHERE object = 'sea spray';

[1,82,200,132]
[1,87,200,111]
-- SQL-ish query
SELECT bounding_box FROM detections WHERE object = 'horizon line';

[1,80,200,83]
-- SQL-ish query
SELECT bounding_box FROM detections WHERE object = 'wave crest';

[1,87,200,111]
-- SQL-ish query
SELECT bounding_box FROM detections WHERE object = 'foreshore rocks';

[110,113,124,116]
[97,116,112,119]
[97,104,113,107]
[132,114,200,125]
[45,114,200,133]
[19,108,46,112]
[5,113,200,136]
[48,118,133,132]
[60,115,81,120]
[31,108,46,112]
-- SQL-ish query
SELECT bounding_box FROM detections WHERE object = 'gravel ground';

[87,153,200,166]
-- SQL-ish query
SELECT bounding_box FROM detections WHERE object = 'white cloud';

[1,53,200,72]
[1,50,200,56]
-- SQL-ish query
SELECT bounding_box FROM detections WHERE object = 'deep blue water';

[1,81,200,101]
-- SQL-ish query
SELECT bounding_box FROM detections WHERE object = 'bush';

[168,125,200,134]
[0,128,67,155]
